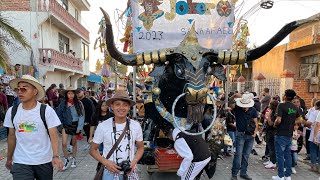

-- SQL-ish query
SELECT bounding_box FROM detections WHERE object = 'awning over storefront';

[0,66,4,75]
[87,73,101,83]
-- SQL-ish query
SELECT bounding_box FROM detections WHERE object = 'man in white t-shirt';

[90,90,144,180]
[4,75,63,180]
[305,100,320,172]
[313,110,320,144]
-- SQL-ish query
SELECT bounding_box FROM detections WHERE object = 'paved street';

[0,138,319,180]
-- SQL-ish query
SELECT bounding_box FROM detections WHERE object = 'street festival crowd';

[0,68,320,180]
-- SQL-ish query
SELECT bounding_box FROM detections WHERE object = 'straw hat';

[63,87,77,95]
[106,90,136,107]
[9,75,45,100]
[235,92,254,108]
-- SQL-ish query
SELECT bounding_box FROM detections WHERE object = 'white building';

[1,0,90,88]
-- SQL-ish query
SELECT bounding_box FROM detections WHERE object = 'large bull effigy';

[100,5,320,177]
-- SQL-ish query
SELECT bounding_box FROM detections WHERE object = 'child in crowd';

[291,123,301,174]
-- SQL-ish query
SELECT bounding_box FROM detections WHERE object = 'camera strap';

[105,118,129,160]
[112,118,131,164]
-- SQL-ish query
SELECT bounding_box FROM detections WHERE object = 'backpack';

[11,104,50,138]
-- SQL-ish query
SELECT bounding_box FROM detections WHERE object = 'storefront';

[87,73,102,92]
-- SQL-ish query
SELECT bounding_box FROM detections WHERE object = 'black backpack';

[11,104,50,138]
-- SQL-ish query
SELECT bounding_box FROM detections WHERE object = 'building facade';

[0,0,90,88]
[252,20,320,108]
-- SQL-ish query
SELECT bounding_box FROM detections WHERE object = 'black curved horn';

[100,8,137,66]
[204,13,320,65]
[247,12,320,62]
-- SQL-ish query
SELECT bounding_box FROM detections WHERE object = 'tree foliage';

[0,15,31,68]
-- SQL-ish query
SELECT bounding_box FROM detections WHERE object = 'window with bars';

[299,55,319,79]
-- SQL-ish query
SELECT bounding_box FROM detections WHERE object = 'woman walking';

[56,87,85,170]
[264,100,279,169]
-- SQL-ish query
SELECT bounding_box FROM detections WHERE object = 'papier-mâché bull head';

[101,7,320,132]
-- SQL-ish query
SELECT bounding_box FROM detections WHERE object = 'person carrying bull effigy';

[166,127,211,180]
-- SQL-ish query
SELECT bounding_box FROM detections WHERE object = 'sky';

[82,0,320,72]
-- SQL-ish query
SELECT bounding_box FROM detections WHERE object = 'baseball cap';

[76,87,86,92]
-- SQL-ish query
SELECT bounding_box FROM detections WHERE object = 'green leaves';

[0,15,31,68]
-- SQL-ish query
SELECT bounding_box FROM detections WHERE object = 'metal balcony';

[38,0,89,42]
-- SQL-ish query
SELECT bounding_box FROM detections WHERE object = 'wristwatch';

[52,155,60,159]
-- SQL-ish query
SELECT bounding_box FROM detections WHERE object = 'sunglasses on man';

[16,87,31,93]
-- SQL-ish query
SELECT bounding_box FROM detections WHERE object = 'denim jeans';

[266,131,276,164]
[231,132,254,176]
[228,131,236,147]
[103,170,123,180]
[310,141,320,165]
[103,169,138,180]
[291,150,298,167]
[275,135,292,178]
[306,129,311,154]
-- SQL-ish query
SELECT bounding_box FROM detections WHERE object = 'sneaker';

[265,163,277,169]
[263,160,271,165]
[239,174,252,180]
[68,145,73,153]
[230,176,237,180]
[285,176,291,180]
[62,158,69,170]
[272,175,284,180]
[70,158,76,168]
[291,167,296,174]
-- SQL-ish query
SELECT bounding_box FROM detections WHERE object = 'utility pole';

[132,66,137,118]
[225,65,230,109]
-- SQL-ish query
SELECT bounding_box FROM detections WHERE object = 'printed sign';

[131,0,235,53]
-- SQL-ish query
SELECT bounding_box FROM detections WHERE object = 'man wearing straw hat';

[90,90,144,180]
[229,92,258,180]
[3,75,63,179]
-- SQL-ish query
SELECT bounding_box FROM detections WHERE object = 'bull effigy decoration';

[101,6,320,176]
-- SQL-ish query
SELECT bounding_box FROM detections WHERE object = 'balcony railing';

[38,0,89,41]
[39,48,83,72]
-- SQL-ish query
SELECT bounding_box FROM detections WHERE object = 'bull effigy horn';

[204,12,320,65]
[100,8,137,66]
[246,12,320,61]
